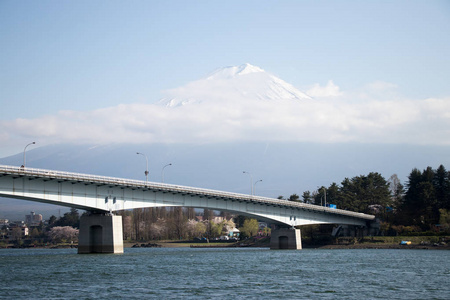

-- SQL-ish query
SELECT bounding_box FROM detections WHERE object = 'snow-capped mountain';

[158,63,311,107]
[205,63,266,79]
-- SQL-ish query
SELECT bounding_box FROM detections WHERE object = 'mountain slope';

[158,63,311,107]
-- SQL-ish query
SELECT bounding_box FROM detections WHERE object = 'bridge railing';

[0,164,375,221]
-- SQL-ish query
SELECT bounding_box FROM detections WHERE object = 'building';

[25,212,43,226]
[7,221,29,238]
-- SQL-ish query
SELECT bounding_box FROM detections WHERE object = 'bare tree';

[122,215,132,240]
[173,207,187,239]
[388,173,404,208]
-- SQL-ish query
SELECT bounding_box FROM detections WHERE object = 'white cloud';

[306,80,343,98]
[1,78,450,158]
[366,81,398,92]
[351,80,400,102]
[1,94,449,151]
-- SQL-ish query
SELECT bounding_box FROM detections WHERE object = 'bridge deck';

[0,164,375,221]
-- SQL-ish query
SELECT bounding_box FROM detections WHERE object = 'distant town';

[0,208,272,248]
[1,211,44,242]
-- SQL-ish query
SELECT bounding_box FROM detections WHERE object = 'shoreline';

[305,243,450,250]
[1,244,449,250]
[129,240,450,250]
[2,239,449,250]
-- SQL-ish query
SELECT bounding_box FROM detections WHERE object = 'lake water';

[0,247,449,299]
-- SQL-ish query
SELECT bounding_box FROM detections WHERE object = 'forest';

[296,164,450,235]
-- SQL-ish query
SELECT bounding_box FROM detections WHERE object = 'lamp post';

[161,163,172,183]
[136,152,149,183]
[243,171,253,195]
[22,142,36,168]
[253,179,262,196]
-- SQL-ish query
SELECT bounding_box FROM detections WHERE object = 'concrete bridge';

[0,165,375,253]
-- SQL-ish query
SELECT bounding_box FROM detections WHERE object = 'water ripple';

[0,248,449,299]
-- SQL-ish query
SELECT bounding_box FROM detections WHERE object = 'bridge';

[0,164,375,253]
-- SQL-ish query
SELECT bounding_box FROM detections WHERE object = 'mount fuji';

[158,63,311,107]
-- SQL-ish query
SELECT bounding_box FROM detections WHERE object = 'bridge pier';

[78,213,123,254]
[270,228,302,250]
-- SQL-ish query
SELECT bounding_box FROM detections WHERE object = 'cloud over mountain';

[1,63,450,156]
[306,80,343,98]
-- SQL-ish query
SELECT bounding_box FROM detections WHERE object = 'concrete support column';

[270,228,302,250]
[78,214,123,254]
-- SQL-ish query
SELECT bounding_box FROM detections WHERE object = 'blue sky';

[1,1,450,157]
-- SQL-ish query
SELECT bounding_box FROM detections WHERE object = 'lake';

[0,247,448,299]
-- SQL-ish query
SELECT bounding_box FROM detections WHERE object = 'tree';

[234,215,246,228]
[122,215,132,240]
[10,227,23,244]
[434,165,449,210]
[187,207,196,220]
[172,207,187,239]
[332,173,390,214]
[148,220,166,240]
[416,181,437,228]
[194,222,207,237]
[388,174,404,210]
[399,166,450,230]
[47,226,78,244]
[53,208,80,228]
[158,207,167,220]
[48,215,57,227]
[326,183,340,206]
[439,209,450,232]
[186,220,206,239]
[399,168,423,226]
[132,208,144,240]
[288,194,300,202]
[335,179,357,210]
[29,228,40,238]
[239,218,259,238]
[302,191,312,204]
[203,209,214,221]
[221,218,236,235]
[210,221,222,238]
[366,172,391,209]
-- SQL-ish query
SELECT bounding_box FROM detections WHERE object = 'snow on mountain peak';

[158,63,311,107]
[206,63,264,79]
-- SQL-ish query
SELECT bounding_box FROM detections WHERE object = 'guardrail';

[0,164,375,221]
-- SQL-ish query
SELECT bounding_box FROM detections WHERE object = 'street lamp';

[254,179,262,196]
[243,171,253,195]
[22,142,36,168]
[136,152,149,183]
[161,163,172,183]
